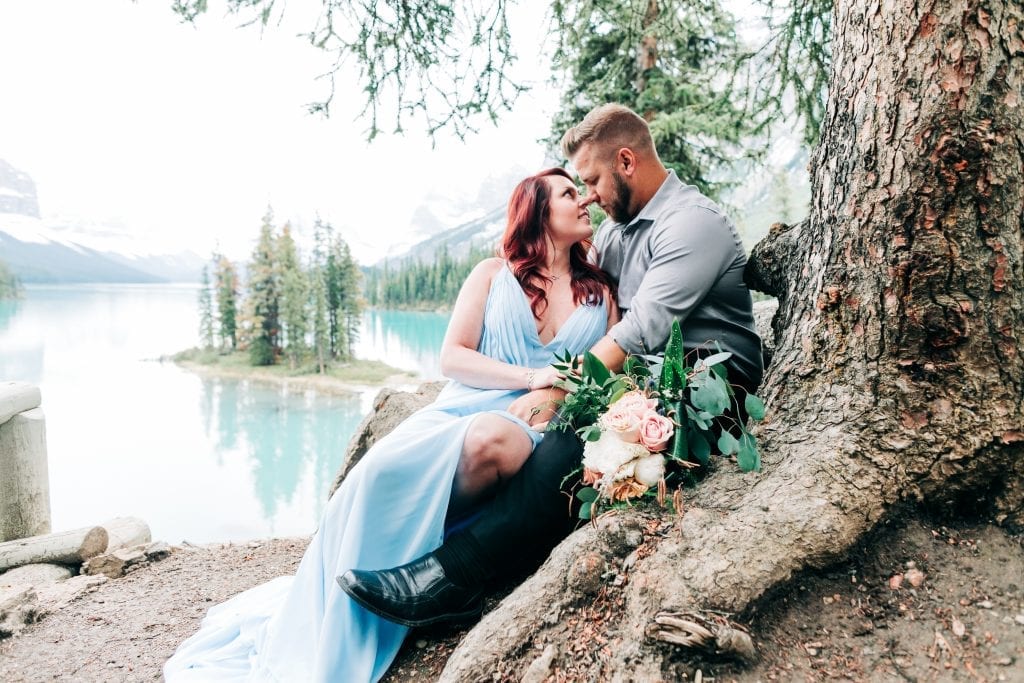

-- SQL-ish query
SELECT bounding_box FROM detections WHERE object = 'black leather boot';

[337,554,483,628]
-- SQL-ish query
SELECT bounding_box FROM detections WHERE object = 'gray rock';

[0,584,37,638]
[520,644,558,683]
[328,381,445,498]
[0,563,72,587]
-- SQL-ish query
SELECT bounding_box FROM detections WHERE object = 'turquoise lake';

[0,285,449,543]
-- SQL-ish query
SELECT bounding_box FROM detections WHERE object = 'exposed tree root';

[438,420,897,680]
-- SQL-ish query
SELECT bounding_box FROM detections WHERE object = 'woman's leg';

[450,414,534,517]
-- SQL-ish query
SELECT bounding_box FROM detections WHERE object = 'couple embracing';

[164,103,763,682]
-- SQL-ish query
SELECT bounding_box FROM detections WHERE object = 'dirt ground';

[1,513,1021,682]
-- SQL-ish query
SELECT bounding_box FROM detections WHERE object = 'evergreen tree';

[335,238,363,360]
[198,264,215,349]
[549,0,755,198]
[247,209,281,366]
[310,221,331,374]
[0,258,21,300]
[277,223,309,369]
[369,243,491,309]
[213,254,239,350]
[322,221,342,358]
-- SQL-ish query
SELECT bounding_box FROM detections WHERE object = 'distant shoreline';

[167,348,420,396]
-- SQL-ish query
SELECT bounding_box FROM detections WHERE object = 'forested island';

[0,257,21,299]
[179,209,414,386]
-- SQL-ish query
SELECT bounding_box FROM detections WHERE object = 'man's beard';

[606,171,634,223]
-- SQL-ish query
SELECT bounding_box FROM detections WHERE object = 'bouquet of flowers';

[552,321,765,519]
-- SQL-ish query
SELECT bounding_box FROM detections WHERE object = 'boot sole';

[337,575,483,628]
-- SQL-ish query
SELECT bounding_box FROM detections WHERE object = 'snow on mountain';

[0,159,40,218]
[378,168,527,264]
[0,160,205,283]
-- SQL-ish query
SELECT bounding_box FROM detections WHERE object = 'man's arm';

[609,207,739,355]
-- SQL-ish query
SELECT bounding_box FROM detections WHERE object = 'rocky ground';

[1,513,1021,682]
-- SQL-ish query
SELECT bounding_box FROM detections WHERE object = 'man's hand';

[508,387,568,430]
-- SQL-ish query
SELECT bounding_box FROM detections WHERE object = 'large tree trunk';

[438,0,1023,679]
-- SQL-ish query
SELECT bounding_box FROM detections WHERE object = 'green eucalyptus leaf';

[576,486,599,503]
[683,405,707,430]
[717,431,739,455]
[691,375,729,415]
[583,351,611,386]
[736,431,761,472]
[579,501,593,520]
[744,393,767,421]
[688,427,711,465]
[697,351,732,370]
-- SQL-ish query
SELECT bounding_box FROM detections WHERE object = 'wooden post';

[0,383,50,542]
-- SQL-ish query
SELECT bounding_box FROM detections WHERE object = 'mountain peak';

[0,159,41,219]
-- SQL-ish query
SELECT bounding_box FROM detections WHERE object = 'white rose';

[633,453,666,487]
[582,431,648,479]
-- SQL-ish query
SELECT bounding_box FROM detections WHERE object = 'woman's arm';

[605,285,621,332]
[440,258,556,390]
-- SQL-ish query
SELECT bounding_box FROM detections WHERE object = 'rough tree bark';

[434,0,1023,679]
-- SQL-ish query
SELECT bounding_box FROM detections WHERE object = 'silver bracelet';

[526,369,536,391]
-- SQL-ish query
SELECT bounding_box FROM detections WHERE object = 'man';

[338,103,763,626]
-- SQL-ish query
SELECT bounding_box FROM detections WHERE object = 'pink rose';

[600,402,642,442]
[637,410,675,452]
[613,390,658,420]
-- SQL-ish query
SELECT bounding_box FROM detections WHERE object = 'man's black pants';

[440,380,756,582]
[439,426,583,581]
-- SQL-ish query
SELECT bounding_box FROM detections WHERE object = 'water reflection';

[0,299,20,332]
[0,285,449,542]
[200,377,367,530]
[356,309,450,379]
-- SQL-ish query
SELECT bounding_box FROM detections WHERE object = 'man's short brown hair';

[560,104,656,161]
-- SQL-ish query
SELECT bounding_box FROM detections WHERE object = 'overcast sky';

[0,1,560,262]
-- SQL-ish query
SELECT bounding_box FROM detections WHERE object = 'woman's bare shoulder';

[474,257,506,273]
[469,257,507,281]
[458,257,506,293]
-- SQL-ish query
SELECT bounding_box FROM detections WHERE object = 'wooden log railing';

[0,382,51,542]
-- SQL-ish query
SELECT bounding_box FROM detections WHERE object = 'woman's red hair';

[500,167,612,320]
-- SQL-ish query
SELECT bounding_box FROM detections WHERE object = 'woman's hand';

[527,365,564,391]
[508,386,568,430]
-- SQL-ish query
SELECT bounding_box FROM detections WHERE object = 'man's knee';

[525,428,583,482]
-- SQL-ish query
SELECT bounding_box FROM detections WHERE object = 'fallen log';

[100,517,151,553]
[0,525,108,573]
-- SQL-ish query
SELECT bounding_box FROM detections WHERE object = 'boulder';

[0,584,36,638]
[0,563,72,587]
[328,381,445,497]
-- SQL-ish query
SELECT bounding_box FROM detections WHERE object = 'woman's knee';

[463,416,530,472]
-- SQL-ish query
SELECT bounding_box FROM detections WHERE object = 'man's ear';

[617,148,638,177]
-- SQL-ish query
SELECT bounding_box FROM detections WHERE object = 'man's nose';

[579,193,598,209]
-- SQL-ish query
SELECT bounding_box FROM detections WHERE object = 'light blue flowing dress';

[164,264,607,682]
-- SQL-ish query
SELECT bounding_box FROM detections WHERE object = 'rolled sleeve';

[609,207,738,354]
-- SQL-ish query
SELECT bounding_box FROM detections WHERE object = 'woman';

[164,168,617,682]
